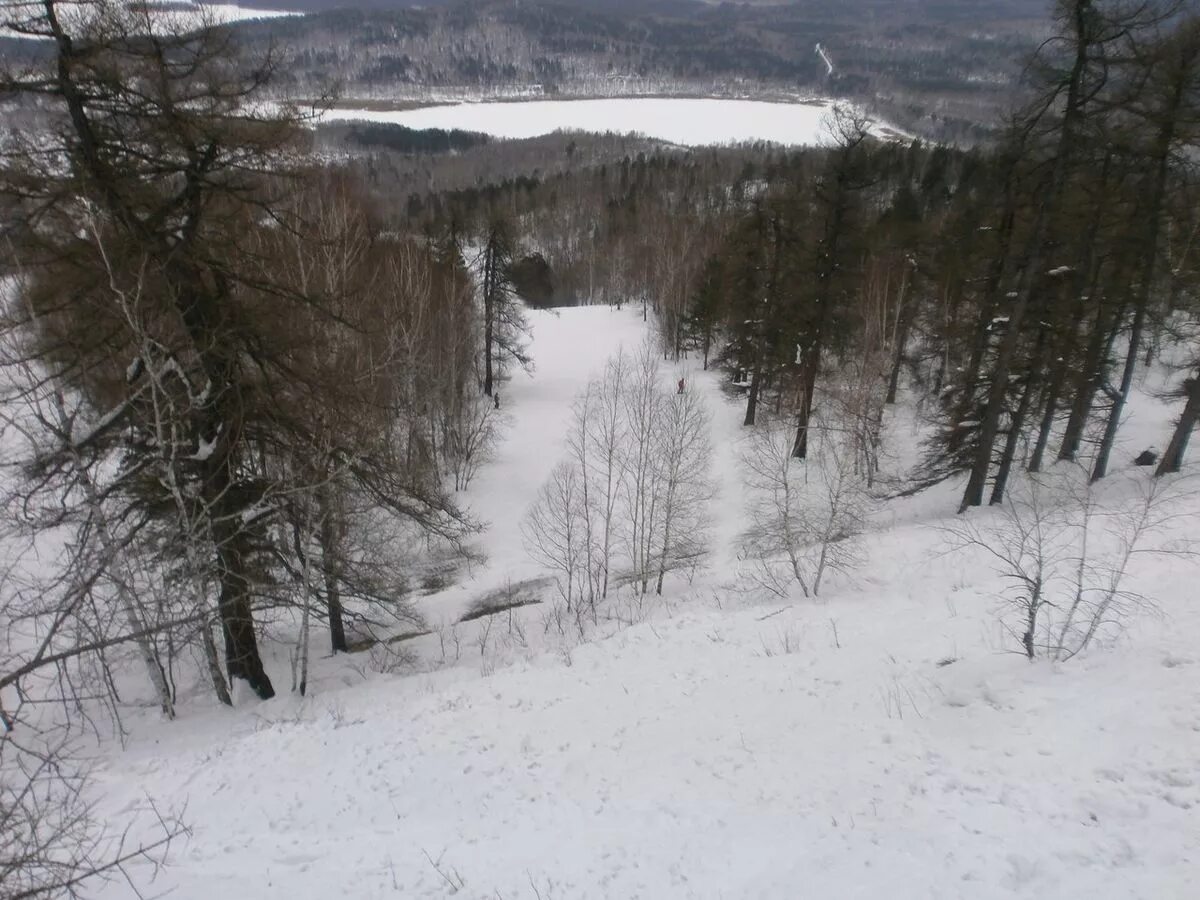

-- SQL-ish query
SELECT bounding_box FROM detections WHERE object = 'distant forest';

[230,0,1050,143]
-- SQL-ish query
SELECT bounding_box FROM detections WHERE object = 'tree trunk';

[202,614,233,707]
[1091,65,1185,482]
[744,366,761,426]
[318,484,347,653]
[1156,374,1200,476]
[1058,298,1122,462]
[483,235,496,397]
[1029,154,1111,474]
[885,267,913,405]
[1028,361,1066,474]
[990,377,1036,505]
[1091,290,1149,483]
[961,307,1028,511]
[297,592,311,698]
[946,176,1018,455]
[792,357,817,460]
[655,487,676,597]
[210,470,274,699]
[991,304,1054,503]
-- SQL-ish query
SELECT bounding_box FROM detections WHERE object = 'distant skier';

[677,377,685,394]
[494,392,501,410]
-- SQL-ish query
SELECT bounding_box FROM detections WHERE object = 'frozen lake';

[1,3,301,39]
[323,97,850,147]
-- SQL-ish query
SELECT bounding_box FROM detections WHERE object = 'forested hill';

[229,0,1049,142]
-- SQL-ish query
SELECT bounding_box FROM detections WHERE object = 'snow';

[438,306,651,611]
[196,3,303,24]
[190,435,216,461]
[816,43,835,77]
[10,305,1199,899]
[321,98,861,148]
[0,2,301,40]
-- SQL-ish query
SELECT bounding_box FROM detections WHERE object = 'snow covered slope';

[90,306,1200,900]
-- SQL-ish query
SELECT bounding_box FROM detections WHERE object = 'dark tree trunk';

[960,279,1037,511]
[483,234,496,397]
[318,485,347,654]
[744,366,761,426]
[991,311,1051,503]
[1091,60,1185,482]
[945,173,1018,455]
[1091,302,1148,482]
[211,492,274,700]
[885,267,913,405]
[176,271,275,700]
[1058,298,1122,462]
[1157,375,1200,476]
[791,165,847,459]
[990,378,1036,505]
[1028,362,1066,474]
[792,351,817,459]
[1029,208,1107,473]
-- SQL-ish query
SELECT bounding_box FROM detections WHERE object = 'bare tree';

[741,410,868,599]
[446,394,502,492]
[521,461,586,609]
[526,341,714,603]
[652,387,714,595]
[1,698,187,900]
[945,466,1191,659]
[621,341,665,594]
[581,349,629,601]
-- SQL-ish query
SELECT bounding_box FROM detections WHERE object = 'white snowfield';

[191,3,302,24]
[88,306,1200,900]
[322,98,852,147]
[0,3,301,40]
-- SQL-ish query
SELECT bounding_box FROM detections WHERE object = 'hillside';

[4,5,1200,898]
[85,305,1200,900]
[225,0,1048,142]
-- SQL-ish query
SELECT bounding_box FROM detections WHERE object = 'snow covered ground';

[322,98,855,148]
[191,3,302,24]
[76,305,1200,900]
[0,2,301,40]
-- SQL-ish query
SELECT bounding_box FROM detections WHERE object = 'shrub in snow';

[944,467,1192,660]
[740,411,869,599]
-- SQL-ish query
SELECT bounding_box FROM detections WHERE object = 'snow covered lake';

[323,97,850,147]
[1,3,301,39]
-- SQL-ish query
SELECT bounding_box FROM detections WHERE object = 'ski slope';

[82,306,1200,900]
